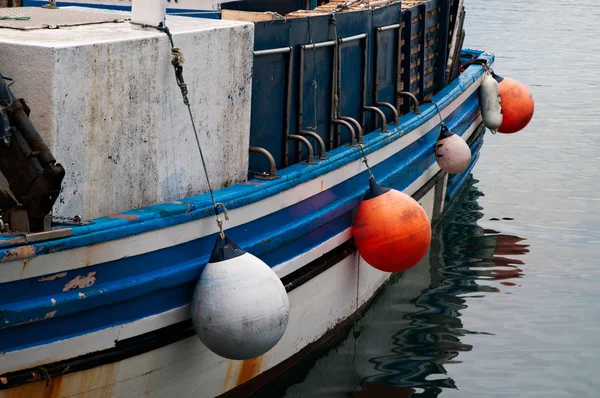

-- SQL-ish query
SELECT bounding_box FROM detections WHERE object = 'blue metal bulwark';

[249,1,453,175]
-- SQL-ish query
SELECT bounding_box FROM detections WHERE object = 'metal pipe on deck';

[397,91,422,114]
[338,116,363,143]
[288,134,315,164]
[332,119,357,146]
[249,146,279,179]
[376,102,399,124]
[364,106,388,132]
[299,131,327,160]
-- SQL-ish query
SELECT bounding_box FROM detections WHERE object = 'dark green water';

[269,0,600,396]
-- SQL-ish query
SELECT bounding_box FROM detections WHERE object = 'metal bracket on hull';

[249,147,280,180]
[288,134,316,165]
[331,119,358,147]
[363,106,388,132]
[299,131,327,160]
[397,91,421,115]
[337,116,363,144]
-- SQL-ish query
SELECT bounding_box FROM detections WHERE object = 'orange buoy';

[352,178,432,273]
[493,73,534,134]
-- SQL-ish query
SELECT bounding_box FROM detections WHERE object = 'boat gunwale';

[0,50,493,259]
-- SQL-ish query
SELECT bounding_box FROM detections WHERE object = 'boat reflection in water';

[277,176,530,398]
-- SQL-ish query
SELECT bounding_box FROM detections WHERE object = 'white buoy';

[131,0,166,27]
[480,71,503,133]
[435,125,471,174]
[192,235,290,360]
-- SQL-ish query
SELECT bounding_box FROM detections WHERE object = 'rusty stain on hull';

[222,360,235,392]
[1,245,36,263]
[38,272,68,282]
[235,356,263,387]
[63,272,97,292]
[0,363,117,398]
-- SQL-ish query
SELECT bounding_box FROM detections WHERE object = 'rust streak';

[235,356,263,387]
[19,258,32,279]
[38,272,68,282]
[223,360,235,392]
[1,362,117,398]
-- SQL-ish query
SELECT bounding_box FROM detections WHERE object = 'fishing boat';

[0,0,533,396]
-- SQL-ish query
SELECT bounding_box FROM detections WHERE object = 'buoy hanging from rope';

[154,24,290,360]
[480,70,503,133]
[435,124,471,174]
[493,72,534,134]
[192,235,290,360]
[352,178,431,273]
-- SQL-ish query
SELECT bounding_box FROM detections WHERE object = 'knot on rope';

[170,48,189,105]
[214,203,229,240]
[357,144,374,179]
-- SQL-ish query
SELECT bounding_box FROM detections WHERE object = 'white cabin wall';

[0,14,254,220]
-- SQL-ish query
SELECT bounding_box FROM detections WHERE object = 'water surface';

[269,0,600,396]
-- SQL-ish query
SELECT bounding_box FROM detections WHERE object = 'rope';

[152,24,229,238]
[357,144,374,179]
[424,100,446,139]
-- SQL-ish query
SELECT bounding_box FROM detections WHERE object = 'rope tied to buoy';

[423,100,446,139]
[142,23,230,238]
[357,144,374,180]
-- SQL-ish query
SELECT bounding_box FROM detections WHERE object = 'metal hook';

[214,203,229,240]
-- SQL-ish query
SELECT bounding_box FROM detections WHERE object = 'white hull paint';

[0,170,444,398]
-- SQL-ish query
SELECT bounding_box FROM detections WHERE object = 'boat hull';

[0,112,486,397]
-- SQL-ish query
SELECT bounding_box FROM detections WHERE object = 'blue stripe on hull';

[0,91,483,353]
